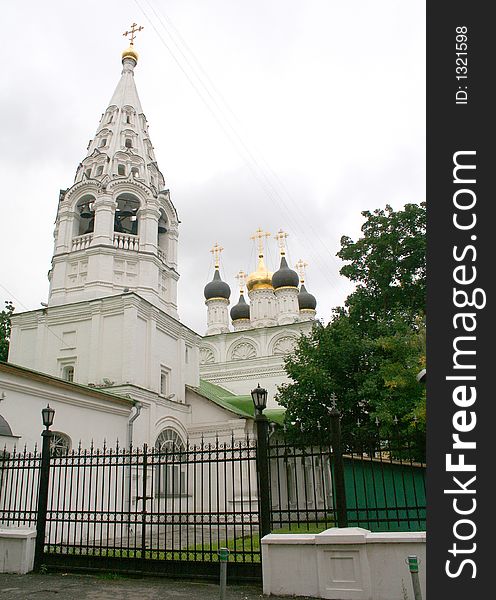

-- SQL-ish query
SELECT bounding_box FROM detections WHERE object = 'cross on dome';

[250,228,271,258]
[295,259,308,284]
[210,242,224,268]
[235,270,247,293]
[123,22,144,45]
[274,229,288,257]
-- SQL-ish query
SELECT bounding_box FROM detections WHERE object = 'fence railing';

[268,423,426,533]
[0,418,425,577]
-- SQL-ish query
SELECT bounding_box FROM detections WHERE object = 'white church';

[0,36,318,455]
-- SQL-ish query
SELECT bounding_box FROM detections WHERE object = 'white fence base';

[0,527,36,574]
[262,527,425,600]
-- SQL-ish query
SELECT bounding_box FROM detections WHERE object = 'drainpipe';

[127,401,142,448]
[125,401,142,530]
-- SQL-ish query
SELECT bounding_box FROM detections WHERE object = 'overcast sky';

[0,0,425,335]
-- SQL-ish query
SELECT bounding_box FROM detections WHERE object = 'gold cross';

[210,242,224,268]
[235,270,247,293]
[123,22,144,45]
[274,229,288,257]
[295,259,308,283]
[250,228,271,257]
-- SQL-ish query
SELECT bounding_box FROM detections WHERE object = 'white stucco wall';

[9,293,200,405]
[200,321,313,406]
[0,364,132,450]
[262,528,426,600]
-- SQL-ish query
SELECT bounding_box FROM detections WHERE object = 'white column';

[91,195,115,246]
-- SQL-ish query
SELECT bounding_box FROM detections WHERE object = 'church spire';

[74,24,164,191]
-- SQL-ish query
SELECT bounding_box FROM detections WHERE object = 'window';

[100,138,107,147]
[185,345,190,364]
[50,432,71,456]
[131,167,139,178]
[125,138,132,148]
[155,429,187,496]
[118,164,125,176]
[160,368,170,396]
[62,365,74,382]
[126,115,131,124]
[85,168,92,178]
[96,165,103,176]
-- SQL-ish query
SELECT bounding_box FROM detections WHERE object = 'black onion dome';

[272,256,300,289]
[231,294,250,321]
[204,269,231,300]
[298,284,317,310]
[230,293,250,321]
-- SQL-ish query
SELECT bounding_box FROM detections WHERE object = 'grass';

[45,520,335,564]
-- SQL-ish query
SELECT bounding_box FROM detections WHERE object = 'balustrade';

[113,233,139,251]
[72,233,93,251]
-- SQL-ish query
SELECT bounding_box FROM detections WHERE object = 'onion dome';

[230,293,250,321]
[298,284,317,310]
[122,45,139,62]
[246,256,273,292]
[272,256,300,289]
[204,268,231,301]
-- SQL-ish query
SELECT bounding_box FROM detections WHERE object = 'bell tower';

[48,27,179,318]
[8,27,201,398]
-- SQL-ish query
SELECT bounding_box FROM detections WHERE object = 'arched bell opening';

[158,209,168,254]
[115,193,140,235]
[76,194,96,236]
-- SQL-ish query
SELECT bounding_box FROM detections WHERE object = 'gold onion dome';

[122,45,139,62]
[246,256,274,292]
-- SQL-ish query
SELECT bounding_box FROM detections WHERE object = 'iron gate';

[1,439,262,582]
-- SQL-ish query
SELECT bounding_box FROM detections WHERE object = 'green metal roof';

[189,379,286,425]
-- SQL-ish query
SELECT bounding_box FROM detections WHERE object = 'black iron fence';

[0,418,425,580]
[269,421,426,533]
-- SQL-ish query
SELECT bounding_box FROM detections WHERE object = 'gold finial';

[122,22,144,62]
[295,259,308,284]
[123,22,144,45]
[274,229,288,257]
[235,270,247,294]
[250,228,271,257]
[210,242,224,269]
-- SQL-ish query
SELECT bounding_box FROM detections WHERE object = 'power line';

[134,0,350,298]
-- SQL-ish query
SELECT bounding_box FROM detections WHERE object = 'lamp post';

[34,404,55,571]
[251,384,271,538]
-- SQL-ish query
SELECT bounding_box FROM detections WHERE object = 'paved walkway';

[0,573,320,599]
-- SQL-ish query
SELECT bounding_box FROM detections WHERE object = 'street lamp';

[251,384,270,538]
[251,383,267,415]
[41,404,55,429]
[34,405,55,571]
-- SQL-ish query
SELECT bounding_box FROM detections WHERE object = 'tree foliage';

[0,301,14,362]
[277,203,426,442]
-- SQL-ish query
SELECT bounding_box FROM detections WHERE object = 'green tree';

[0,301,14,362]
[277,202,426,443]
[338,202,426,328]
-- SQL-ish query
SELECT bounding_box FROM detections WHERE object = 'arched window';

[155,429,187,496]
[115,193,139,235]
[76,195,95,236]
[125,138,132,148]
[62,365,74,382]
[118,164,126,176]
[158,210,168,254]
[50,432,71,456]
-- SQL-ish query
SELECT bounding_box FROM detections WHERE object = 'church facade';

[1,38,317,452]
